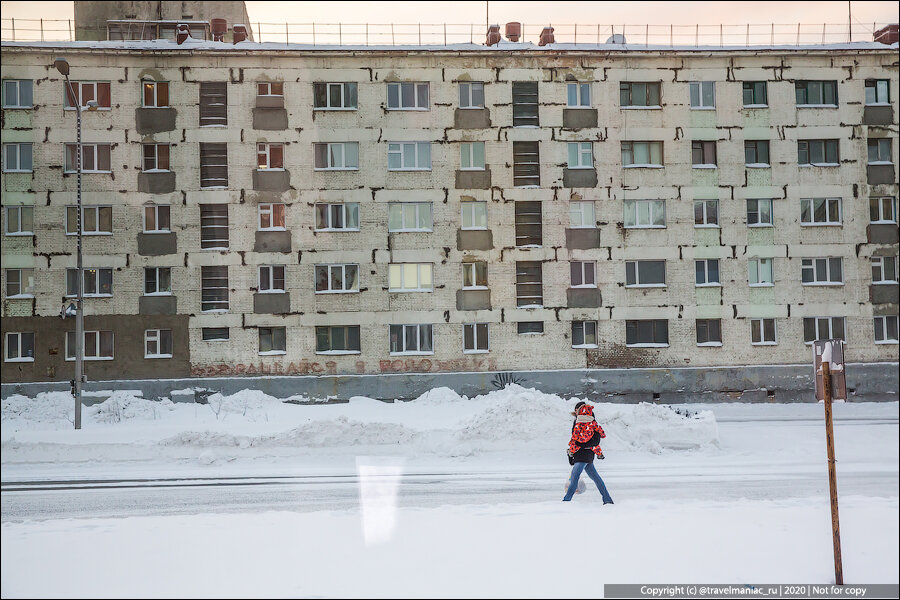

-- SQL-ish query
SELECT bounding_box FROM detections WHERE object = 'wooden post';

[822,361,844,585]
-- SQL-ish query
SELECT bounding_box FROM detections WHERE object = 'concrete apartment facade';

[1,36,898,395]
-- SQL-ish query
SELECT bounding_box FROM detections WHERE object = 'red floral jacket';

[568,403,605,457]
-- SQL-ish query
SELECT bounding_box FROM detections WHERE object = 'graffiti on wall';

[190,356,499,377]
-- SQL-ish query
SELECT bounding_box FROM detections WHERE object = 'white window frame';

[5,331,35,362]
[258,327,287,356]
[795,80,838,107]
[570,261,596,288]
[747,199,774,228]
[66,206,113,235]
[748,257,774,287]
[744,140,770,167]
[571,320,598,349]
[2,79,33,108]
[694,199,719,228]
[569,201,595,229]
[315,325,362,355]
[142,143,170,172]
[462,261,488,289]
[388,263,433,292]
[257,81,284,97]
[865,79,890,105]
[620,81,662,109]
[388,202,433,232]
[314,82,357,110]
[567,142,593,169]
[141,81,169,108]
[621,141,664,168]
[257,143,285,170]
[751,318,777,346]
[463,322,490,354]
[689,81,715,109]
[803,317,845,344]
[314,142,359,171]
[460,142,486,170]
[66,267,113,297]
[315,203,360,231]
[624,199,666,229]
[798,139,839,167]
[390,323,434,355]
[874,315,899,344]
[800,198,842,226]
[63,81,111,110]
[3,142,32,173]
[459,82,485,109]
[871,255,899,284]
[142,204,170,234]
[695,259,721,287]
[566,82,591,108]
[625,260,666,288]
[258,203,286,231]
[5,268,35,297]
[144,329,173,359]
[5,205,34,235]
[870,197,897,224]
[144,267,172,296]
[695,318,723,347]
[65,330,114,361]
[801,258,843,286]
[386,82,430,110]
[867,138,893,165]
[691,140,717,168]
[258,265,287,294]
[387,142,432,171]
[315,264,360,294]
[460,201,488,230]
[64,143,111,173]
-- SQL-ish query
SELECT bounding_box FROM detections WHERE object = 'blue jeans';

[563,461,613,503]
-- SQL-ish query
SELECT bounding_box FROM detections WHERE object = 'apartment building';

[1,34,898,386]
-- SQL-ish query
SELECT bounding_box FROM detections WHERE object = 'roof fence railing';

[0,19,894,47]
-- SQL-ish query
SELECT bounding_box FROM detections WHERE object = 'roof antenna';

[848,1,852,42]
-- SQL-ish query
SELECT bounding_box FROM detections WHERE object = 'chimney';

[211,18,228,42]
[486,24,501,46]
[233,24,248,44]
[538,26,555,46]
[505,22,522,42]
[176,23,191,45]
[873,24,898,45]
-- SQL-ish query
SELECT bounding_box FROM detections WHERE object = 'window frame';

[619,81,661,108]
[5,331,35,362]
[795,80,838,107]
[512,141,541,186]
[567,142,593,169]
[871,255,899,284]
[517,321,544,335]
[386,82,430,111]
[459,141,486,171]
[144,266,172,296]
[202,327,230,342]
[751,318,777,345]
[198,81,227,127]
[65,330,114,360]
[691,140,717,168]
[459,82,485,109]
[3,142,32,173]
[313,82,357,110]
[63,81,111,110]
[388,263,433,292]
[142,143,170,172]
[566,81,591,108]
[874,315,899,344]
[256,142,285,170]
[625,319,669,347]
[695,259,721,287]
[742,81,768,107]
[801,257,844,286]
[800,197,842,226]
[514,201,542,247]
[198,142,228,188]
[571,320,598,349]
[621,141,664,168]
[315,202,360,231]
[869,196,897,224]
[143,204,170,233]
[867,138,893,165]
[625,260,667,288]
[315,263,360,294]
[462,261,488,289]
[460,200,488,230]
[515,261,543,308]
[258,327,287,355]
[315,325,362,354]
[803,317,846,344]
[141,80,170,108]
[313,142,360,171]
[463,322,490,354]
[5,268,35,297]
[748,257,774,287]
[744,140,770,167]
[693,199,719,228]
[570,261,596,288]
[747,199,774,228]
[5,205,34,235]
[624,199,666,229]
[388,202,433,232]
[64,143,111,173]
[798,139,840,166]
[199,204,229,250]
[569,201,596,229]
[387,141,432,171]
[865,79,890,105]
[66,267,113,297]
[2,79,33,109]
[200,265,229,312]
[65,205,112,235]
[696,318,723,346]
[258,265,287,294]
[512,81,539,127]
[389,323,434,355]
[258,203,286,231]
[144,328,173,359]
[689,81,715,109]
[257,81,284,98]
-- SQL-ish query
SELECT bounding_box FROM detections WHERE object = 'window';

[742,81,767,106]
[696,319,722,345]
[459,82,485,108]
[389,263,433,292]
[512,82,539,126]
[388,202,432,232]
[66,330,114,360]
[751,318,777,345]
[570,261,596,287]
[801,258,843,285]
[695,259,720,286]
[801,198,842,225]
[258,203,286,230]
[865,79,890,105]
[871,255,899,284]
[463,323,490,353]
[3,143,32,172]
[201,266,228,311]
[517,321,544,335]
[142,143,170,171]
[388,142,431,171]
[259,327,286,354]
[870,197,898,223]
[619,82,660,107]
[803,317,845,343]
[258,265,286,293]
[567,81,591,107]
[689,81,715,109]
[314,83,357,109]
[199,82,227,126]
[624,199,665,228]
[142,81,169,107]
[512,141,540,186]
[6,268,34,297]
[66,268,112,296]
[874,316,899,344]
[694,200,719,227]
[748,257,774,286]
[144,267,171,295]
[315,264,359,293]
[5,206,33,235]
[314,142,359,170]
[387,82,429,110]
[625,260,666,287]
[626,320,668,346]
[257,143,284,169]
[202,327,229,341]
[316,325,361,353]
[144,329,173,358]
[744,140,770,166]
[258,81,284,97]
[462,261,488,289]
[64,81,111,109]
[569,201,595,228]
[798,139,839,166]
[199,143,228,187]
[143,205,170,233]
[567,142,593,169]
[516,261,543,307]
[66,206,112,235]
[795,80,837,106]
[5,332,34,362]
[390,324,433,354]
[315,203,359,230]
[515,201,542,246]
[199,204,229,249]
[572,321,598,348]
[64,143,111,172]
[460,142,485,170]
[621,141,663,167]
[2,79,33,108]
[692,141,717,167]
[867,138,892,164]
[461,200,487,230]
[747,199,773,227]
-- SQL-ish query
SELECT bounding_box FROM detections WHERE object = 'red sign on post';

[814,340,848,401]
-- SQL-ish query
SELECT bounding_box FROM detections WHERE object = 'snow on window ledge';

[572,344,599,349]
[697,342,723,347]
[4,357,35,363]
[258,350,287,356]
[745,163,771,169]
[742,104,769,109]
[626,343,669,348]
[145,354,173,359]
[623,164,664,169]
[692,164,718,169]
[315,350,361,355]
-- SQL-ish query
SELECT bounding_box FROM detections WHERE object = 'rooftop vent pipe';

[211,18,227,42]
[538,26,555,46]
[505,22,521,42]
[486,24,501,46]
[233,24,248,44]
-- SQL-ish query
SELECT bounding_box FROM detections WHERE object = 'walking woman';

[563,401,614,503]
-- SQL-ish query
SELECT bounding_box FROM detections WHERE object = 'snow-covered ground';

[2,385,898,597]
